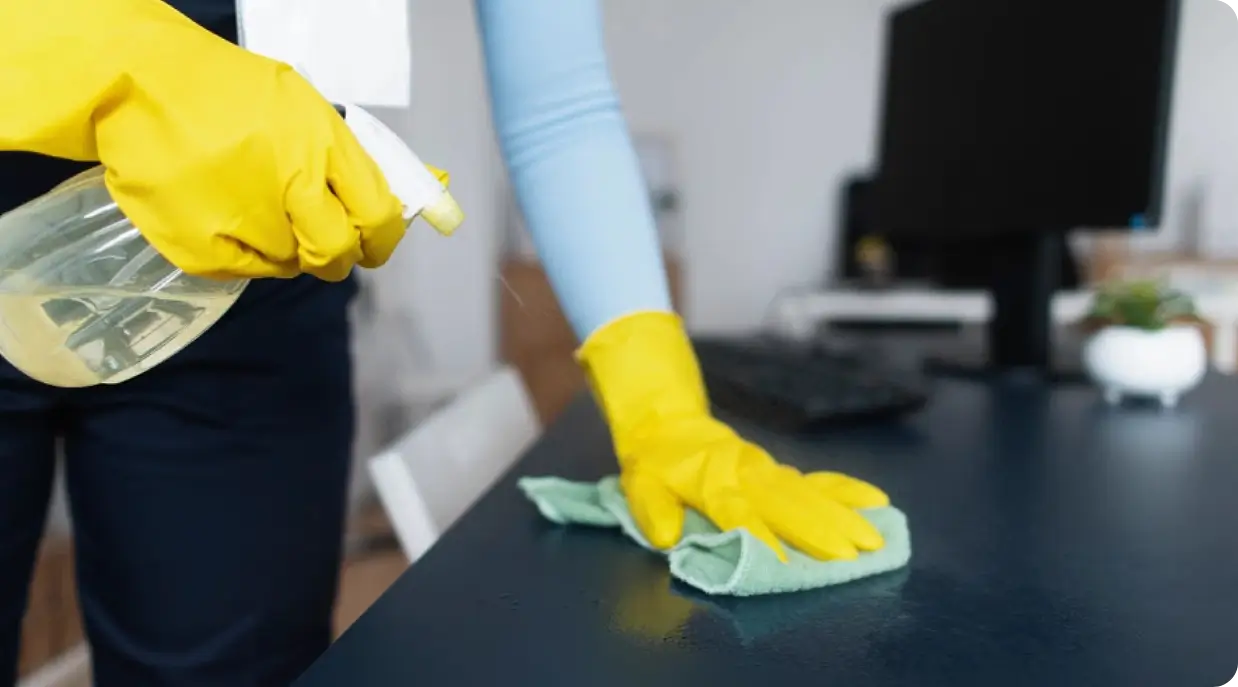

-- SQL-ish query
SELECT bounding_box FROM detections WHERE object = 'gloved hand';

[0,0,428,281]
[577,312,889,562]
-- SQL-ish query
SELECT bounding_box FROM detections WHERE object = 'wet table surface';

[297,369,1238,686]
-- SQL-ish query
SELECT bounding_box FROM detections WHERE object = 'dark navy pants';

[0,126,355,687]
[0,4,358,682]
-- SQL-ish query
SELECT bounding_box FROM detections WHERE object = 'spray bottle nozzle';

[331,102,464,237]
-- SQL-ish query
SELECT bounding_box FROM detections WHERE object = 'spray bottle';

[0,103,461,388]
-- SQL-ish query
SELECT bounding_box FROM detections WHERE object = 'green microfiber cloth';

[518,475,911,597]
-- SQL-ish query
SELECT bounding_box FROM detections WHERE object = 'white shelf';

[771,287,1238,372]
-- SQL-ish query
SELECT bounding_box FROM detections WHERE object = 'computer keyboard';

[693,336,930,431]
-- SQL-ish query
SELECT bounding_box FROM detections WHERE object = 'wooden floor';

[335,501,410,634]
[334,550,409,636]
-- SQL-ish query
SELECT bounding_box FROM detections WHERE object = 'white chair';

[368,365,541,564]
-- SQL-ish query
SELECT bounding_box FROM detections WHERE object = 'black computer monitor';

[838,174,1081,292]
[871,0,1182,379]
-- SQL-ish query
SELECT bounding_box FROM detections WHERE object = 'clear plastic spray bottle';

[0,103,461,387]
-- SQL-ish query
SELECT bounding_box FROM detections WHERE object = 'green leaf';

[1085,278,1196,330]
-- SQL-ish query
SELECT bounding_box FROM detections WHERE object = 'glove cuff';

[575,311,710,457]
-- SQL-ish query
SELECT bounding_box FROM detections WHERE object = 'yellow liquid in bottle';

[0,286,240,387]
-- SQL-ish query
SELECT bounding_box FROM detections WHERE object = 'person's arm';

[474,0,887,562]
[475,0,673,340]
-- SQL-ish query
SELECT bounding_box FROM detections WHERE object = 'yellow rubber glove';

[577,311,890,562]
[0,0,424,281]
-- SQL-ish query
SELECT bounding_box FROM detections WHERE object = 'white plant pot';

[1082,324,1207,408]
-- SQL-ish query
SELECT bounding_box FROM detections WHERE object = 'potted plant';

[1080,279,1207,408]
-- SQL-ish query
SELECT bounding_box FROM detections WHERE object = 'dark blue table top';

[297,375,1238,686]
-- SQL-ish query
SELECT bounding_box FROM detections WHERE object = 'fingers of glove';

[354,211,406,270]
[120,206,300,280]
[285,183,363,282]
[620,470,686,551]
[804,471,891,509]
[189,239,300,280]
[697,488,787,563]
[787,468,885,553]
[754,466,885,560]
[158,238,298,279]
[757,495,859,561]
[325,114,406,269]
[104,173,293,280]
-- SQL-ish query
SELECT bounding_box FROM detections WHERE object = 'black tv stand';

[920,232,1090,384]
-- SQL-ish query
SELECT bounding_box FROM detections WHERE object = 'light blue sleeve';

[474,0,674,341]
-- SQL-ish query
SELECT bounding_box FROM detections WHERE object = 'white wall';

[603,0,901,332]
[1165,0,1238,256]
[377,0,1238,381]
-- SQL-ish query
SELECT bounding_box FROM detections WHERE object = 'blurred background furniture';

[770,286,1238,373]
[368,366,540,564]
